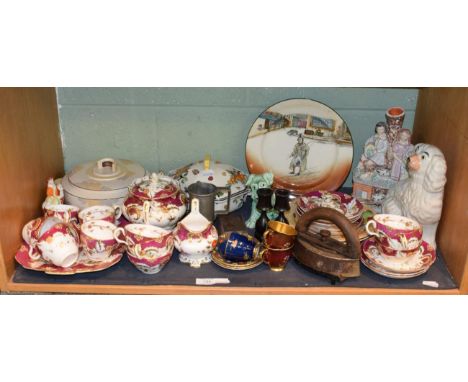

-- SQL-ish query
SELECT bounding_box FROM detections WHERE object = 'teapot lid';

[65,158,146,198]
[130,173,180,201]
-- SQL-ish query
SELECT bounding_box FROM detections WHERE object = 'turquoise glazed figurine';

[245,172,277,228]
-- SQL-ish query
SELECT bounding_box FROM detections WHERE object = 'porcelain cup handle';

[143,201,151,224]
[365,220,379,238]
[63,210,70,223]
[133,243,143,258]
[263,229,272,243]
[112,204,123,220]
[28,240,41,260]
[113,227,127,245]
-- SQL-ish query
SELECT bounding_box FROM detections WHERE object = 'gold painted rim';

[267,220,297,236]
[262,243,294,252]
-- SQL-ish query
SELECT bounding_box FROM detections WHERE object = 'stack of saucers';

[296,191,369,242]
[360,214,436,279]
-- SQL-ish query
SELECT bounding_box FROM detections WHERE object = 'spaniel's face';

[408,143,447,192]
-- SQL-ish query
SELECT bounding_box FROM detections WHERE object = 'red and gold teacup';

[79,205,122,225]
[29,220,80,268]
[80,220,119,262]
[365,214,422,253]
[114,223,173,259]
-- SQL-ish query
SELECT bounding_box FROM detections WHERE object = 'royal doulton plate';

[361,237,436,275]
[245,99,353,193]
[15,243,124,275]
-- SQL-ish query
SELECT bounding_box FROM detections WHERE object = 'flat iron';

[294,207,361,282]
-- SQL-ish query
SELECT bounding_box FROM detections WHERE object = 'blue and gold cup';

[217,232,260,262]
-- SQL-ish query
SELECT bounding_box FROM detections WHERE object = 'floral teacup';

[365,214,422,252]
[29,221,80,268]
[80,220,120,262]
[79,205,122,225]
[114,223,174,259]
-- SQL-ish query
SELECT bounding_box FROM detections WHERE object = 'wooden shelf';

[1,88,467,294]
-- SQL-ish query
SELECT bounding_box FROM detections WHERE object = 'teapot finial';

[150,172,159,183]
[204,154,211,171]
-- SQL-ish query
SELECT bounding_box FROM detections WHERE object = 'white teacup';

[29,222,80,268]
[80,220,119,262]
[79,205,122,225]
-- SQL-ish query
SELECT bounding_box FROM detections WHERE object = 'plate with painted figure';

[245,99,354,194]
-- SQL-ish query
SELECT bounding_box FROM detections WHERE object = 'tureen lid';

[171,156,247,195]
[130,173,180,201]
[63,158,146,199]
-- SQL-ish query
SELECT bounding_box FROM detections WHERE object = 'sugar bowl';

[122,173,187,230]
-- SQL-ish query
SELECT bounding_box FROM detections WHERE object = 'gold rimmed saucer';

[211,231,263,271]
[211,250,263,271]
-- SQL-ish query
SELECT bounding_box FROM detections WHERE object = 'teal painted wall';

[57,88,419,187]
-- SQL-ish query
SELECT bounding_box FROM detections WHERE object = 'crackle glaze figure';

[245,172,275,228]
[382,143,447,249]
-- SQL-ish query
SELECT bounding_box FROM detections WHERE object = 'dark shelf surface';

[13,190,458,291]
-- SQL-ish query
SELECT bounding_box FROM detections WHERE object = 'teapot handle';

[143,201,151,224]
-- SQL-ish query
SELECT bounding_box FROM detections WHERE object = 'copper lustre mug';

[263,220,297,250]
[261,246,294,272]
[261,221,297,271]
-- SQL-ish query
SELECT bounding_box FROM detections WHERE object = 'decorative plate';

[245,99,353,193]
[297,191,363,222]
[361,237,436,274]
[15,242,124,275]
